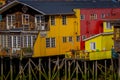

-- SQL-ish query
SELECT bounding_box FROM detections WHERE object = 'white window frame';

[90,14,97,20]
[46,38,56,48]
[22,14,29,25]
[90,42,96,50]
[62,15,67,25]
[6,14,15,29]
[101,13,105,19]
[50,16,55,25]
[35,15,45,30]
[106,22,112,29]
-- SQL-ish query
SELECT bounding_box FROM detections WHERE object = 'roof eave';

[0,0,46,15]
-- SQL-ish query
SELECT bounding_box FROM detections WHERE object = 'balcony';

[0,21,50,31]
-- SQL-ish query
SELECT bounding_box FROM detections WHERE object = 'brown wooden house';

[0,0,50,55]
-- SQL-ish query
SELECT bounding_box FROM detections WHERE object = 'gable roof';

[84,32,113,41]
[1,0,120,15]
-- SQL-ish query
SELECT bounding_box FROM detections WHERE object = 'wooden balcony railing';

[0,21,50,31]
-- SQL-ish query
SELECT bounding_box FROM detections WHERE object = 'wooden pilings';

[1,56,3,80]
[0,57,119,80]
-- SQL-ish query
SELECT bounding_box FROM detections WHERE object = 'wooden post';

[48,57,51,80]
[84,61,87,80]
[57,57,60,80]
[95,60,97,80]
[1,56,3,80]
[28,58,31,80]
[19,57,22,80]
[76,60,78,80]
[68,61,71,80]
[105,60,107,80]
[93,61,95,80]
[118,54,120,79]
[111,59,114,80]
[65,59,67,80]
[39,58,42,80]
[10,57,13,80]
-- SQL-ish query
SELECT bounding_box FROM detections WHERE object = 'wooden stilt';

[65,59,67,80]
[1,56,3,80]
[28,58,31,80]
[95,60,97,80]
[111,59,114,80]
[10,57,13,80]
[118,54,120,80]
[48,57,51,80]
[84,61,87,80]
[68,61,71,80]
[93,61,95,80]
[39,58,41,80]
[57,57,60,80]
[105,60,107,80]
[19,57,22,80]
[76,60,78,80]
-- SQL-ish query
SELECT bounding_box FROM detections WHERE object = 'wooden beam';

[1,56,3,80]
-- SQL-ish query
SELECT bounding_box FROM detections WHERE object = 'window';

[90,14,97,20]
[101,13,105,19]
[90,42,96,50]
[80,14,85,20]
[46,38,56,48]
[68,36,72,42]
[106,22,112,29]
[63,37,67,43]
[22,14,29,25]
[76,36,80,42]
[7,14,15,29]
[62,15,66,25]
[82,35,86,40]
[51,16,55,25]
[35,15,45,30]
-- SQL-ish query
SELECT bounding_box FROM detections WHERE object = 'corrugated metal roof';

[1,0,120,15]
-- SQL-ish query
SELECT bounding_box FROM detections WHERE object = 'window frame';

[90,14,97,20]
[22,14,29,25]
[106,22,112,29]
[50,16,55,25]
[62,15,67,25]
[90,42,96,50]
[80,14,85,20]
[6,14,15,29]
[101,13,105,19]
[63,37,67,43]
[68,36,73,42]
[46,37,56,48]
[82,35,86,41]
[76,36,80,42]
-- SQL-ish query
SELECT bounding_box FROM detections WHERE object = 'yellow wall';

[85,34,113,52]
[103,22,113,33]
[33,9,80,57]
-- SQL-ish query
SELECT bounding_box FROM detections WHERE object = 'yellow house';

[84,32,113,60]
[84,21,114,60]
[33,9,80,57]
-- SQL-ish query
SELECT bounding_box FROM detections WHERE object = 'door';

[11,35,21,53]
